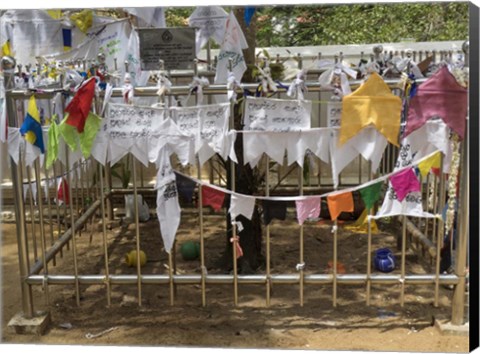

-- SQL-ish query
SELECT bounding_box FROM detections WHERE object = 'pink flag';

[295,197,321,225]
[389,168,421,202]
[405,66,467,139]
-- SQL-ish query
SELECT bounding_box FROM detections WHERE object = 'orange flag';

[327,191,354,221]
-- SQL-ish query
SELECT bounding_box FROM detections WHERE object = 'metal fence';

[1,44,469,329]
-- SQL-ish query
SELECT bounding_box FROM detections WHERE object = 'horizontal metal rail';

[26,273,459,286]
[6,77,425,99]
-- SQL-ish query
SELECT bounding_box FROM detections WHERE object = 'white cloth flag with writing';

[243,96,312,132]
[2,10,64,65]
[214,11,248,84]
[156,173,181,254]
[173,103,235,166]
[125,30,151,87]
[377,138,432,218]
[229,194,256,220]
[188,6,228,54]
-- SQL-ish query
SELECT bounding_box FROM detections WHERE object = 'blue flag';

[244,7,255,27]
[20,96,44,153]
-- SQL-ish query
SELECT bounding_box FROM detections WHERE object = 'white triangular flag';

[214,11,248,84]
[156,180,181,254]
[125,30,150,87]
[228,194,256,220]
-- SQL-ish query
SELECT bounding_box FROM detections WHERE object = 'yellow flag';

[340,73,402,146]
[70,10,93,33]
[1,40,11,56]
[344,208,379,234]
[417,152,441,178]
[47,10,62,19]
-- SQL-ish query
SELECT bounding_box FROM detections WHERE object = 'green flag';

[359,181,383,210]
[79,112,102,158]
[58,114,79,152]
[46,120,59,168]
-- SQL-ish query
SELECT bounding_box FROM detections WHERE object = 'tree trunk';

[218,8,264,273]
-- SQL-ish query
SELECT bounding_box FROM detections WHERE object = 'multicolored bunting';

[417,151,441,178]
[65,77,96,133]
[340,72,402,146]
[327,191,354,221]
[229,194,256,220]
[389,168,421,202]
[20,96,44,153]
[359,181,383,210]
[405,66,468,139]
[295,197,321,225]
[202,185,225,212]
[262,200,287,225]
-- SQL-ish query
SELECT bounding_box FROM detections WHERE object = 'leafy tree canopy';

[164,3,468,47]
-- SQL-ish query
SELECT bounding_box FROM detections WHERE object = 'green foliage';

[254,3,468,47]
[162,3,467,48]
[111,155,132,189]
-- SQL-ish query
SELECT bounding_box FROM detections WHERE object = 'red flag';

[65,78,96,133]
[57,178,70,205]
[201,186,225,212]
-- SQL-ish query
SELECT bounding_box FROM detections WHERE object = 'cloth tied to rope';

[230,235,244,259]
[287,69,307,100]
[317,59,357,96]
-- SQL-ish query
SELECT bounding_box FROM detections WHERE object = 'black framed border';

[469,2,479,352]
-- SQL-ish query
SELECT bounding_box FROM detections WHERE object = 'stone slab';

[434,316,469,336]
[8,311,51,335]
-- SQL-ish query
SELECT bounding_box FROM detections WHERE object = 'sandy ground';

[0,208,469,351]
